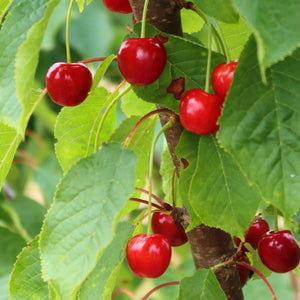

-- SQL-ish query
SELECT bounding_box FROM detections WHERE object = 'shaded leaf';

[9,237,49,300]
[39,144,137,298]
[79,222,133,299]
[177,269,227,300]
[191,0,239,24]
[219,36,300,219]
[0,228,26,277]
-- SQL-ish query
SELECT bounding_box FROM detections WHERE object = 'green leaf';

[78,222,133,300]
[121,89,156,117]
[55,87,117,173]
[9,237,49,300]
[191,0,239,24]
[177,269,227,300]
[75,0,93,12]
[219,18,252,60]
[177,132,261,236]
[0,124,22,190]
[90,55,116,94]
[219,36,300,219]
[0,0,14,23]
[233,0,300,71]
[175,131,202,230]
[39,144,137,299]
[181,9,204,34]
[0,0,59,132]
[132,24,224,114]
[0,228,26,277]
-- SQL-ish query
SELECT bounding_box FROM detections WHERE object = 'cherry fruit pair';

[179,61,238,135]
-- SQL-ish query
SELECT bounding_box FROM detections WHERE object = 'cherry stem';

[78,57,117,64]
[212,18,231,63]
[274,207,279,232]
[66,0,75,63]
[124,108,172,148]
[94,80,131,152]
[141,0,150,38]
[172,168,176,208]
[205,20,212,93]
[147,116,177,235]
[112,288,134,300]
[141,281,180,300]
[238,261,277,300]
[134,187,165,207]
[129,197,165,210]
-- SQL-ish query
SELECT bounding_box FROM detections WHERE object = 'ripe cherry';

[151,212,188,247]
[258,230,300,273]
[244,217,269,250]
[102,0,132,14]
[211,60,238,99]
[126,234,171,278]
[238,253,250,287]
[46,62,93,106]
[179,88,223,135]
[117,37,167,86]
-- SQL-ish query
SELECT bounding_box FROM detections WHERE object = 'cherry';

[238,253,250,287]
[117,37,167,86]
[102,0,132,14]
[211,60,238,99]
[46,62,93,106]
[244,217,270,250]
[258,230,300,273]
[151,212,188,247]
[179,88,223,135]
[126,234,171,278]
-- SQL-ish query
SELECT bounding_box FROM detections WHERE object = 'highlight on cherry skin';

[151,212,188,247]
[117,37,167,86]
[211,60,238,100]
[102,0,132,14]
[126,233,172,278]
[46,62,93,107]
[179,88,223,135]
[258,230,300,273]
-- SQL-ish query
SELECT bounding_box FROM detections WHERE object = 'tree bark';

[129,1,244,299]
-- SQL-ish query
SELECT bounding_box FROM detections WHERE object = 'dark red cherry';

[151,212,188,247]
[126,234,171,278]
[46,62,92,106]
[117,37,167,86]
[212,60,238,99]
[102,0,132,14]
[258,230,300,273]
[238,252,250,287]
[244,217,269,250]
[233,236,248,253]
[179,88,223,135]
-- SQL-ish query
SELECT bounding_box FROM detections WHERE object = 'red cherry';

[258,230,300,273]
[233,236,248,253]
[46,62,92,106]
[126,234,171,278]
[238,252,250,287]
[211,60,238,99]
[117,38,167,86]
[102,0,132,14]
[244,217,269,250]
[179,88,223,135]
[151,212,188,247]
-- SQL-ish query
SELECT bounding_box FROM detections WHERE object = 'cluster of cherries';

[126,211,188,278]
[234,216,300,286]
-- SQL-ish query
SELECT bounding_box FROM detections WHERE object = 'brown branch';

[129,1,244,299]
